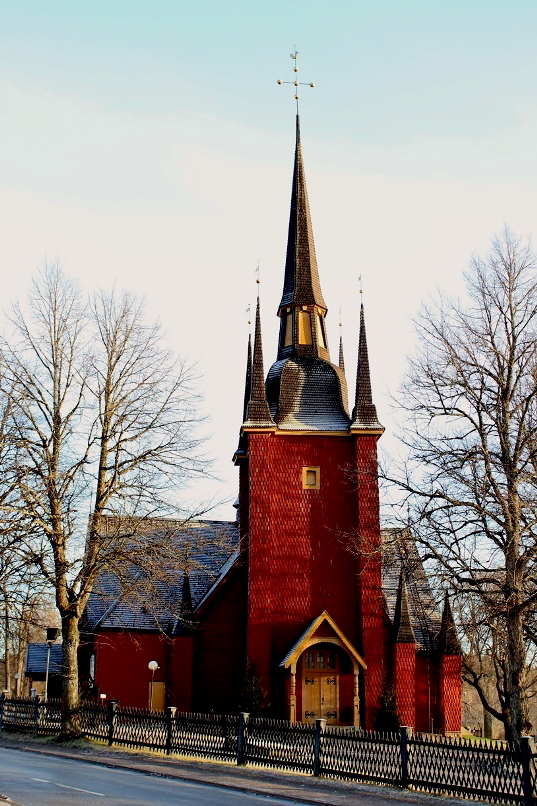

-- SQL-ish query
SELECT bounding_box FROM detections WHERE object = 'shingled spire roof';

[438,592,462,655]
[351,304,383,432]
[339,333,345,373]
[279,115,326,313]
[233,332,252,461]
[266,114,349,431]
[393,572,416,643]
[243,332,252,421]
[244,296,275,429]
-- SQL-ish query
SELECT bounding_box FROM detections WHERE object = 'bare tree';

[385,229,537,743]
[454,590,537,735]
[0,556,55,695]
[1,265,209,736]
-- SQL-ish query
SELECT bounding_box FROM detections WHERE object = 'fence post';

[33,695,40,739]
[236,712,249,766]
[0,691,5,733]
[166,707,176,756]
[107,700,118,747]
[313,718,327,777]
[520,736,533,806]
[400,726,410,789]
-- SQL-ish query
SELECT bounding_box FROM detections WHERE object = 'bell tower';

[234,114,385,727]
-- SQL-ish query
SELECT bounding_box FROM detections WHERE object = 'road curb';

[0,795,24,806]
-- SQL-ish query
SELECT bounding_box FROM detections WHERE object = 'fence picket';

[237,712,249,766]
[313,719,326,777]
[400,726,410,788]
[520,736,533,806]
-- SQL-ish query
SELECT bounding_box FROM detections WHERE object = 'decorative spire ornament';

[277,49,314,113]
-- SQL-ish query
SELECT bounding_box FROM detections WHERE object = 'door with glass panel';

[302,647,338,724]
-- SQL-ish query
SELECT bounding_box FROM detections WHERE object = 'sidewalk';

[0,732,476,806]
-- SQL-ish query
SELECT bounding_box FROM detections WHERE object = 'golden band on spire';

[277,49,314,112]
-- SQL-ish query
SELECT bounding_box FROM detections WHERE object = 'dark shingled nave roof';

[82,519,238,636]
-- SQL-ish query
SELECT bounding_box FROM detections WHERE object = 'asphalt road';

[0,747,299,806]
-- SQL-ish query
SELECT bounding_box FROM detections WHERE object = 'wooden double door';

[302,648,338,724]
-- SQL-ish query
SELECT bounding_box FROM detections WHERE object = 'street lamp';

[148,660,159,711]
[44,627,60,702]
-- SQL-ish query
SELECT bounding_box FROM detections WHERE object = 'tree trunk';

[60,613,81,738]
[3,590,10,695]
[506,604,531,742]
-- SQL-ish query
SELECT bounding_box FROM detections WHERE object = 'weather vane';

[277,49,314,112]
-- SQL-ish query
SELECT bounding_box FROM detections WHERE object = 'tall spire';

[233,331,253,461]
[279,116,326,312]
[244,297,275,428]
[351,303,383,431]
[393,573,416,643]
[277,116,330,362]
[339,333,345,373]
[243,332,252,422]
[438,592,462,655]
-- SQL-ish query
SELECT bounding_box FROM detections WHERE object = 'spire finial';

[277,49,314,113]
[358,274,363,296]
[255,261,260,297]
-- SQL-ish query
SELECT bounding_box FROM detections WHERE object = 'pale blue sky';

[1,1,537,517]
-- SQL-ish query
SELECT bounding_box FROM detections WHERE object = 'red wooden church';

[81,115,462,733]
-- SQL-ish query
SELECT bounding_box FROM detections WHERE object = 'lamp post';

[148,660,159,711]
[44,627,60,702]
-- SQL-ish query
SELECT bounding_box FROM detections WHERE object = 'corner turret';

[350,304,383,433]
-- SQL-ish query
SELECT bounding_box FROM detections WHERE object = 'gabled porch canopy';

[279,610,367,670]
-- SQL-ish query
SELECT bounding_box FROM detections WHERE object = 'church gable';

[280,611,367,670]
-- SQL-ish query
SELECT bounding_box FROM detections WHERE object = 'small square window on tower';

[302,466,320,490]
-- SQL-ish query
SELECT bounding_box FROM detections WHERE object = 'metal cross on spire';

[277,49,314,113]
[255,260,261,296]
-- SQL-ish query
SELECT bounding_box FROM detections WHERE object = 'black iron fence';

[0,696,535,805]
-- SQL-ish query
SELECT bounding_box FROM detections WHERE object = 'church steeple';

[265,114,350,432]
[244,297,275,429]
[350,304,383,432]
[277,115,329,362]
